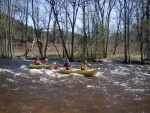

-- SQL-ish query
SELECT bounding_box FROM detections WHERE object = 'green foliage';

[0,12,34,43]
[98,24,106,43]
[27,34,34,42]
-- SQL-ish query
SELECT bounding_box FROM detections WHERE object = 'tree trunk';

[123,0,128,63]
[25,0,28,59]
[44,7,52,59]
[8,0,12,58]
[82,2,87,57]
[31,0,43,59]
[50,0,70,59]
[145,0,150,60]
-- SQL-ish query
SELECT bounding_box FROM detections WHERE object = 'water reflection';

[0,58,149,113]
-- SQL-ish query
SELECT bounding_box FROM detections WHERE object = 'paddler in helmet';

[63,59,71,70]
[81,60,88,70]
[44,58,49,65]
[35,57,42,65]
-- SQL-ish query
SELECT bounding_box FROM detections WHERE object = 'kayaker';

[44,58,49,65]
[64,59,71,70]
[81,60,88,70]
[35,57,42,65]
[53,62,59,70]
[53,65,58,70]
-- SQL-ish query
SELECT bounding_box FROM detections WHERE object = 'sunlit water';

[0,58,149,113]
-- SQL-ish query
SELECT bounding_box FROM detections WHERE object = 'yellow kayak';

[60,68,97,77]
[30,64,53,69]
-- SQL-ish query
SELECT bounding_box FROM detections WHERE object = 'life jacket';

[35,60,40,65]
[44,61,48,65]
[64,62,71,67]
[53,66,58,69]
[81,63,87,70]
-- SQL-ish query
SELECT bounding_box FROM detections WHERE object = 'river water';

[0,58,149,113]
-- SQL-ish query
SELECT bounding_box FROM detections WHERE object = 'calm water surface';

[0,58,150,113]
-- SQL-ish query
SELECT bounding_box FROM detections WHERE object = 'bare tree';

[7,0,13,58]
[41,2,53,59]
[135,1,145,63]
[95,0,107,58]
[45,0,70,59]
[81,0,88,58]
[25,0,29,59]
[31,0,44,59]
[145,0,150,60]
[67,0,81,60]
[105,0,116,58]
[113,0,123,55]
[123,0,128,63]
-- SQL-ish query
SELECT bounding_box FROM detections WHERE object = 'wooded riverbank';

[0,0,150,64]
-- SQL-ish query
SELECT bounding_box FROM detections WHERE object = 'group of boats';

[30,64,97,77]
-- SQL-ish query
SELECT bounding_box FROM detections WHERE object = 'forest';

[0,0,150,64]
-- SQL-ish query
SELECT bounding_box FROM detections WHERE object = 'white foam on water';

[32,80,39,83]
[88,63,92,66]
[54,72,80,78]
[40,77,49,83]
[95,72,104,78]
[14,73,30,78]
[134,95,143,100]
[110,66,130,75]
[44,70,55,77]
[28,68,59,77]
[2,84,8,87]
[120,83,128,87]
[29,69,44,74]
[10,88,19,91]
[71,73,83,76]
[86,85,95,89]
[135,66,142,71]
[124,86,147,94]
[120,83,132,91]
[29,86,38,89]
[3,69,14,74]
[23,59,33,61]
[113,81,120,85]
[0,69,31,84]
[6,78,17,83]
[128,64,134,67]
[39,76,57,84]
[119,66,130,71]
[135,72,148,81]
[20,65,29,70]
[97,67,101,70]
[0,69,4,72]
[131,89,146,92]
[132,78,146,86]
[86,85,99,89]
[143,72,150,76]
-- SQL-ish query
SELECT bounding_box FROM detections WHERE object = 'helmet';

[84,60,87,63]
[45,58,48,61]
[67,59,69,62]
[36,57,39,60]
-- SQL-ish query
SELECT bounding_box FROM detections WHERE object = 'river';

[0,58,149,113]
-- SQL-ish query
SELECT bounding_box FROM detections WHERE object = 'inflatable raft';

[60,68,97,77]
[30,64,53,69]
